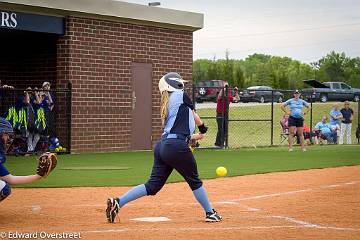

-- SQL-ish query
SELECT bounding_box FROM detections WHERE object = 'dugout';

[0,0,203,152]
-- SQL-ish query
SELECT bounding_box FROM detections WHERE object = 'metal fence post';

[220,86,225,148]
[358,100,360,144]
[271,90,274,146]
[225,85,229,148]
[309,94,313,144]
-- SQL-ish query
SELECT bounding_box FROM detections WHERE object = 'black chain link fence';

[0,84,72,155]
[192,85,360,148]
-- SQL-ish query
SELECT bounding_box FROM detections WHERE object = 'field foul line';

[268,215,360,232]
[269,215,318,227]
[227,189,312,202]
[83,224,360,234]
[227,180,360,203]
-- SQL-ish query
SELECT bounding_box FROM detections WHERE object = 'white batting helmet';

[158,72,185,93]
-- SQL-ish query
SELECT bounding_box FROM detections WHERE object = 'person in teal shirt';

[281,90,311,152]
[315,115,337,144]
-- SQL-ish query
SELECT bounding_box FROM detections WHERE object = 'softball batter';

[106,72,222,223]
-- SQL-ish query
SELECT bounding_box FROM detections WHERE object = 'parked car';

[240,86,284,103]
[195,80,227,103]
[302,80,360,102]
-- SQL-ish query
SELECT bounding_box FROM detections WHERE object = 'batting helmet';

[0,118,13,135]
[158,72,185,93]
[50,137,60,147]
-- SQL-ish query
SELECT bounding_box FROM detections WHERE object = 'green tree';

[223,49,234,85]
[233,61,245,88]
[207,57,220,80]
[193,51,356,90]
[193,59,213,82]
[344,57,360,88]
[242,53,271,87]
[268,56,292,89]
[312,51,350,82]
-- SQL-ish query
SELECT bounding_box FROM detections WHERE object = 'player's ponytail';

[160,91,169,127]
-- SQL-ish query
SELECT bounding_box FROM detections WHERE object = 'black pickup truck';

[302,80,360,103]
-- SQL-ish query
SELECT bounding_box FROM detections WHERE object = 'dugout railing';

[0,83,72,155]
[192,85,359,148]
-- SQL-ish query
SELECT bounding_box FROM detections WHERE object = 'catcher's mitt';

[37,152,57,178]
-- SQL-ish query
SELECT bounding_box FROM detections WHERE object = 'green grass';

[5,145,360,188]
[196,102,359,148]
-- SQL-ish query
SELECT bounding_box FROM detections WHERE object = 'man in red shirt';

[215,83,233,148]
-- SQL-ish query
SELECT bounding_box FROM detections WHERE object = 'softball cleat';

[205,209,222,222]
[106,197,120,223]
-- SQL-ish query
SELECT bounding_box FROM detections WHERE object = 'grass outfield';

[196,102,359,148]
[5,145,360,188]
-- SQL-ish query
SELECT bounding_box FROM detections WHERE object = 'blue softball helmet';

[50,137,60,147]
[158,72,185,93]
[0,118,13,135]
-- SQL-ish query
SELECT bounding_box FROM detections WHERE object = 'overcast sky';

[123,0,360,63]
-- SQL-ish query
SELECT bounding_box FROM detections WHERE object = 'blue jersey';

[40,93,55,114]
[330,109,342,126]
[0,139,9,177]
[315,122,332,134]
[163,91,195,137]
[284,98,309,118]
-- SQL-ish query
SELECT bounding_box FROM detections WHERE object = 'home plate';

[130,217,171,222]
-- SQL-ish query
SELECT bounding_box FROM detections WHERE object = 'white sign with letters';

[1,11,17,28]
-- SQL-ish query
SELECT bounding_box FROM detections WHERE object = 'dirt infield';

[1,166,359,240]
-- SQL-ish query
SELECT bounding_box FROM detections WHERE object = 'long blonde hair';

[160,91,170,127]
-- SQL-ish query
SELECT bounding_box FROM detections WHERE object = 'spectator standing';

[215,83,233,148]
[339,101,354,144]
[329,103,342,144]
[281,90,311,152]
[40,82,55,137]
[22,91,40,152]
[233,87,240,103]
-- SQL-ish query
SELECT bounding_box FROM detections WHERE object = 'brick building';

[0,0,203,152]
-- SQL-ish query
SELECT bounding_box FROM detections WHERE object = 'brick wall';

[57,16,193,152]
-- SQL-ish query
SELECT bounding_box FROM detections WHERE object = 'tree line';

[193,51,360,89]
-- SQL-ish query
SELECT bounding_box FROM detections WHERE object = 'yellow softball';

[216,166,227,177]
